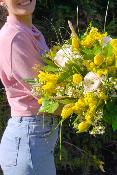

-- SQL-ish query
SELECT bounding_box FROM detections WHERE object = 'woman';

[0,0,59,174]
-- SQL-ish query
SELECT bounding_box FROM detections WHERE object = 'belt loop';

[51,115,54,125]
[19,117,23,123]
[42,113,45,129]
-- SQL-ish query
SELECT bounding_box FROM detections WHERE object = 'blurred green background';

[33,0,117,46]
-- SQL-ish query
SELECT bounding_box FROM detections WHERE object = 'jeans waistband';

[10,114,58,123]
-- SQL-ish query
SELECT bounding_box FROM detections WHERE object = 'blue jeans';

[0,115,59,175]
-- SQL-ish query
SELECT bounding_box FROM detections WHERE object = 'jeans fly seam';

[27,123,34,170]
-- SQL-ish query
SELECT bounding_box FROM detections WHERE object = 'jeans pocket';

[31,124,52,138]
[0,135,21,167]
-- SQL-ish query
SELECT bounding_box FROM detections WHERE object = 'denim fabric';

[0,115,59,175]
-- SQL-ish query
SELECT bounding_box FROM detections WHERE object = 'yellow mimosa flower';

[85,115,93,123]
[88,97,97,106]
[89,27,102,40]
[110,39,117,58]
[38,98,43,105]
[38,71,59,83]
[42,82,55,90]
[38,71,48,82]
[78,98,85,106]
[106,56,114,66]
[89,62,96,69]
[81,36,94,48]
[74,98,85,111]
[96,69,108,77]
[77,121,90,133]
[83,60,90,68]
[81,27,103,48]
[98,92,108,100]
[61,103,74,120]
[110,39,117,48]
[72,37,79,50]
[85,108,95,123]
[73,73,82,84]
[94,53,104,66]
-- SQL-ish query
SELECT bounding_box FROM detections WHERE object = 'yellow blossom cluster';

[110,39,117,68]
[38,71,59,83]
[96,69,108,77]
[38,98,43,105]
[84,93,97,106]
[97,91,108,100]
[83,51,115,77]
[73,91,109,133]
[74,121,90,133]
[81,27,107,48]
[73,97,86,115]
[42,82,56,94]
[73,93,98,132]
[72,37,79,50]
[73,73,82,84]
[94,53,104,66]
[61,103,74,119]
[83,60,91,69]
[110,39,117,58]
[37,71,59,95]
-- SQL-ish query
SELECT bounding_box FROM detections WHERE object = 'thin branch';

[63,140,86,155]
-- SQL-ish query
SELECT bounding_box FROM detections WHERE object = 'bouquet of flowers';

[29,21,117,135]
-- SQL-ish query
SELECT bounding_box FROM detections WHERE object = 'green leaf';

[93,44,102,55]
[81,47,95,60]
[103,98,117,131]
[103,43,113,57]
[41,56,57,67]
[39,97,59,113]
[58,58,86,82]
[59,99,75,104]
[112,114,117,131]
[23,78,35,85]
[43,65,59,72]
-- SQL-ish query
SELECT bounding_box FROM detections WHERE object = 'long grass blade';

[104,0,110,32]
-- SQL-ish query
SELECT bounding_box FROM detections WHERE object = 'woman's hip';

[0,115,59,170]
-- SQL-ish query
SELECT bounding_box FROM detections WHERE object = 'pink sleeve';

[11,32,44,99]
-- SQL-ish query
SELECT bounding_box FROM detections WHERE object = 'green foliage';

[39,96,59,113]
[33,0,117,46]
[103,97,117,131]
[58,58,86,83]
[42,55,59,72]
[43,65,59,72]
[54,119,117,174]
[0,89,10,139]
[103,43,113,57]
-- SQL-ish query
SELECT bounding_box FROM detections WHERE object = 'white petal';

[84,72,101,93]
[102,36,112,48]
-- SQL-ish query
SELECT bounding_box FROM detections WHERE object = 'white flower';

[84,72,102,93]
[102,36,112,48]
[54,45,81,67]
[89,125,105,135]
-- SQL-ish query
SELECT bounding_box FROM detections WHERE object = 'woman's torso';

[0,15,49,117]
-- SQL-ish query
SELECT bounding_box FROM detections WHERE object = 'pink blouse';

[0,15,49,117]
